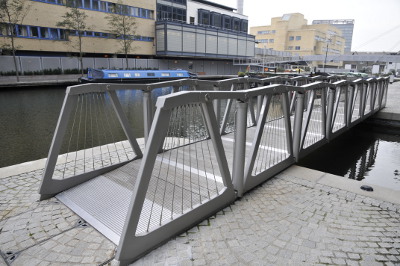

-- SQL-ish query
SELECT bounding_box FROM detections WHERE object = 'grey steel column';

[325,88,336,141]
[39,91,77,200]
[347,84,355,125]
[142,90,153,143]
[232,100,248,197]
[292,92,304,162]
[213,85,221,124]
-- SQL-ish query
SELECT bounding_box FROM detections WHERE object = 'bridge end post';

[232,100,248,197]
[292,92,304,162]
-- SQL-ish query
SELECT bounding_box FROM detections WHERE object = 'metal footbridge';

[38,75,389,265]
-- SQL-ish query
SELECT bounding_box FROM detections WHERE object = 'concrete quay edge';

[1,157,399,206]
[283,165,400,205]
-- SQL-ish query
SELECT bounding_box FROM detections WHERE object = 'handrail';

[39,75,389,265]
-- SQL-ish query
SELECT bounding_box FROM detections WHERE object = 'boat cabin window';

[177,73,184,77]
[134,73,141,77]
[147,73,155,77]
[108,73,119,78]
[123,73,132,77]
[161,73,170,77]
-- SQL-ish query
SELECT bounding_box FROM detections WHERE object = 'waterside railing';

[38,75,389,265]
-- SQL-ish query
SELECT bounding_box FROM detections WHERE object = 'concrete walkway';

[0,82,399,266]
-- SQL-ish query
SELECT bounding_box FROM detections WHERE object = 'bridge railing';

[38,75,389,265]
[292,77,389,161]
[115,84,297,263]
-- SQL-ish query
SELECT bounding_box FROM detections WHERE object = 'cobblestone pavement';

[1,167,399,265]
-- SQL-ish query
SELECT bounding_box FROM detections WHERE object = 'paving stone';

[1,168,400,265]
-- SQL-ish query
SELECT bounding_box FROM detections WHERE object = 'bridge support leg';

[232,101,248,197]
[143,91,153,143]
[293,92,304,162]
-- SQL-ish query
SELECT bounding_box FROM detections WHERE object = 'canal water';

[1,87,400,191]
[297,123,400,190]
[0,86,166,168]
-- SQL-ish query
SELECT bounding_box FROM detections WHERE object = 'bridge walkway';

[37,75,389,265]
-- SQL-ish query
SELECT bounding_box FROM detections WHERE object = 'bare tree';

[57,2,89,76]
[0,0,31,81]
[106,2,137,69]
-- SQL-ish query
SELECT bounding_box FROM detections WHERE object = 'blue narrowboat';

[80,68,197,83]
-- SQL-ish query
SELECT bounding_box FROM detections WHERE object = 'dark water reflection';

[0,86,172,168]
[298,124,400,190]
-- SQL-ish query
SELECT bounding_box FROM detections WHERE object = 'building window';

[158,4,186,22]
[163,0,187,4]
[30,26,39,38]
[269,39,274,43]
[211,12,222,28]
[295,46,300,50]
[0,23,154,42]
[223,15,231,30]
[258,39,268,43]
[257,30,269,34]
[271,30,276,34]
[296,36,301,40]
[287,46,293,50]
[240,20,248,33]
[232,18,240,31]
[31,0,154,19]
[198,9,210,25]
[289,36,294,41]
[17,25,28,37]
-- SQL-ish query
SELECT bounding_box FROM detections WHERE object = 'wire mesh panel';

[116,93,235,264]
[350,84,362,123]
[137,103,225,234]
[302,89,325,149]
[52,92,137,179]
[40,87,142,199]
[251,95,291,175]
[243,90,294,193]
[331,86,347,133]
[364,82,373,116]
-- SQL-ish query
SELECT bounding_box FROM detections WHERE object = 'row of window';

[257,30,276,35]
[32,0,154,19]
[257,39,274,43]
[289,36,301,41]
[322,47,341,54]
[69,30,154,41]
[163,0,187,5]
[287,46,301,50]
[0,24,66,40]
[157,4,186,22]
[0,23,154,42]
[198,9,248,33]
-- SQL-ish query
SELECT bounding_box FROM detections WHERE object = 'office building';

[312,19,354,54]
[0,0,254,59]
[250,13,346,68]
[0,0,156,57]
[155,0,255,58]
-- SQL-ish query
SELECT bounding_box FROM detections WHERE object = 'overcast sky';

[212,0,400,52]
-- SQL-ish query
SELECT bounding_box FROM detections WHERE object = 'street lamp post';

[262,45,266,74]
[323,38,331,73]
